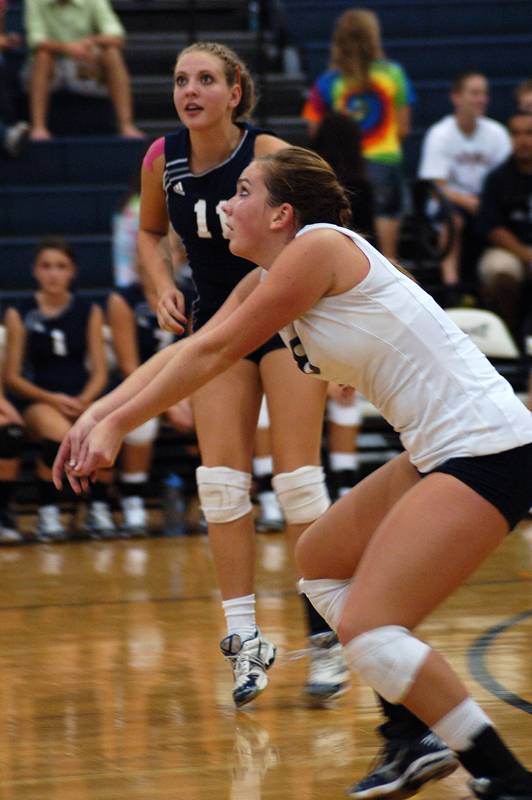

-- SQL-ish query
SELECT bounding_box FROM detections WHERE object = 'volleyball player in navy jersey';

[3,237,110,540]
[0,382,24,543]
[135,41,351,707]
[107,272,195,536]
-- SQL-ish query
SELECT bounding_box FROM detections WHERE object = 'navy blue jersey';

[164,122,272,328]
[117,284,176,363]
[7,294,93,396]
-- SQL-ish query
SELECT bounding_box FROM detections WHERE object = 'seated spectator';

[0,380,24,542]
[112,176,141,288]
[325,383,362,501]
[23,0,144,140]
[515,78,532,114]
[252,396,284,532]
[3,237,110,541]
[418,73,512,305]
[311,111,376,244]
[476,111,532,344]
[106,268,194,536]
[302,8,414,260]
[0,0,29,155]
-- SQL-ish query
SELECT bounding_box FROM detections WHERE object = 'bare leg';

[24,402,72,478]
[440,212,464,289]
[28,49,55,140]
[481,272,522,344]
[192,358,262,599]
[99,46,145,138]
[260,348,327,564]
[374,216,401,261]
[261,350,351,700]
[119,441,152,475]
[297,457,509,726]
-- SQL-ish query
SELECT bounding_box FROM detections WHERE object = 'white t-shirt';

[278,224,532,473]
[418,115,512,196]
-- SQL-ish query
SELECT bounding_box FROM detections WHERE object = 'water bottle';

[162,473,187,536]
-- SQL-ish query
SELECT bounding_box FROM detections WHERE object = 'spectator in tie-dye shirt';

[302,7,415,260]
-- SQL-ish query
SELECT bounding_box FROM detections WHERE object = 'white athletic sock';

[120,471,149,483]
[329,452,359,472]
[253,456,273,477]
[298,577,350,630]
[222,594,256,641]
[432,697,492,751]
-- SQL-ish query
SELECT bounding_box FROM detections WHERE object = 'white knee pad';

[196,466,252,523]
[272,465,330,524]
[123,417,159,446]
[343,625,430,704]
[299,577,350,630]
[327,396,362,427]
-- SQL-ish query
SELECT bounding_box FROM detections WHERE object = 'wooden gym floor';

[0,510,530,800]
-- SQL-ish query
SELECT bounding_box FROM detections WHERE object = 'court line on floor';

[467,609,532,714]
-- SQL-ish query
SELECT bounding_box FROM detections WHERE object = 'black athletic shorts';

[193,307,286,365]
[421,441,532,530]
[244,333,286,364]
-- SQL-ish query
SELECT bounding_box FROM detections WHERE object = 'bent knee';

[272,465,330,524]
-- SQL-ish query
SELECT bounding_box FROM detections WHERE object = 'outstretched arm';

[66,232,344,483]
[53,267,263,489]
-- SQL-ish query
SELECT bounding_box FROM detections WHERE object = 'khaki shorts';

[477,246,532,289]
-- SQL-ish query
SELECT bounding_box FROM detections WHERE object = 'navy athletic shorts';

[422,441,532,530]
[244,333,286,364]
[194,308,286,365]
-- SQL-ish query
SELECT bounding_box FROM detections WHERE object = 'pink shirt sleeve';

[142,137,165,172]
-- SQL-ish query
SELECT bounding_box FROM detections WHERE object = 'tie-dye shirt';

[302,60,415,166]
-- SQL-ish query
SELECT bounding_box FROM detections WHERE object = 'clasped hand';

[52,413,123,494]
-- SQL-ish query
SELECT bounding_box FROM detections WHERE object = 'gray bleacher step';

[125,29,278,76]
[132,72,307,119]
[112,0,250,33]
[281,0,532,42]
[0,136,146,186]
[301,34,532,83]
[0,184,130,237]
[137,115,311,148]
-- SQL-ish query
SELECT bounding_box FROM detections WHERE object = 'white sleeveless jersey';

[278,223,532,472]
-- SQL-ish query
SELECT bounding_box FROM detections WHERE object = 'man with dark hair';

[476,111,532,342]
[418,73,512,304]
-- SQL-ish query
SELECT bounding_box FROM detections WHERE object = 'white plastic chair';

[445,307,521,359]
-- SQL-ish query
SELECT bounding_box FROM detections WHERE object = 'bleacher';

[1,0,529,517]
[0,0,310,291]
[280,0,531,175]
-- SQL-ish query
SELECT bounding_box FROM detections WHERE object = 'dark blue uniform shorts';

[421,441,532,530]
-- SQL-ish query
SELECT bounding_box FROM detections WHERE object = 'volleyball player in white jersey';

[54,147,532,800]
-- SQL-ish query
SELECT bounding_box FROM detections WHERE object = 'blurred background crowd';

[0,0,531,543]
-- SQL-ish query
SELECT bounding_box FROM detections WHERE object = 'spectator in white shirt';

[418,73,512,304]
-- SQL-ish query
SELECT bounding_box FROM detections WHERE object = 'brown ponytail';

[256,147,354,229]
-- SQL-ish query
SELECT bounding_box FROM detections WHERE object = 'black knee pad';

[41,438,61,469]
[0,424,24,459]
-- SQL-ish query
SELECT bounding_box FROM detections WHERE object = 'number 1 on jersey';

[194,199,229,239]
